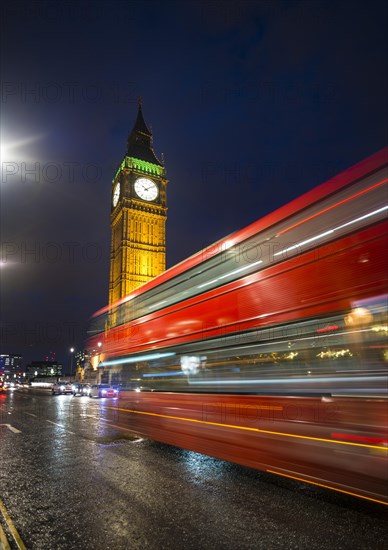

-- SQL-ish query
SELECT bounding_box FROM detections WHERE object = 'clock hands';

[134,177,158,201]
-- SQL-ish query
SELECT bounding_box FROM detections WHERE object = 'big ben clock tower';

[109,99,168,304]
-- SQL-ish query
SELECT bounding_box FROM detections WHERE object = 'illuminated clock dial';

[134,177,158,201]
[112,182,120,206]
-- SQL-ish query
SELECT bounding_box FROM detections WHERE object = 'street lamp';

[97,341,102,364]
[97,342,102,383]
[70,347,75,379]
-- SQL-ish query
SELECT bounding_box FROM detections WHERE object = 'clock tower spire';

[109,103,168,305]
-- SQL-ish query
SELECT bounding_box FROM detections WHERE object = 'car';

[2,381,21,391]
[72,383,91,396]
[89,384,118,398]
[52,382,73,395]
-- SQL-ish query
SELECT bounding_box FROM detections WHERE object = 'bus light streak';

[108,405,387,451]
[266,469,388,506]
[88,148,388,504]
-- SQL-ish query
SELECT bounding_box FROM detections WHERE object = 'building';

[26,361,63,379]
[74,349,96,383]
[0,354,23,381]
[109,98,168,304]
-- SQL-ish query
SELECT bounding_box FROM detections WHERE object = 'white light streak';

[149,300,167,310]
[274,230,334,256]
[274,206,388,257]
[335,205,388,230]
[101,351,175,366]
[188,375,384,386]
[197,259,263,289]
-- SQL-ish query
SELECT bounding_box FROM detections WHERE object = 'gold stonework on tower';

[109,103,168,305]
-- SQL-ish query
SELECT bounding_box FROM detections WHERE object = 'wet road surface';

[0,389,386,549]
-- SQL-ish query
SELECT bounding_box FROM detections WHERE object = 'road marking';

[25,412,37,418]
[0,424,21,434]
[0,498,26,550]
[46,420,75,435]
[0,520,11,550]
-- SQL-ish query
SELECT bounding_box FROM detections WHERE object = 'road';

[0,388,386,549]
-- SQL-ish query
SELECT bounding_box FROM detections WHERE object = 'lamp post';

[70,347,75,379]
[97,342,102,383]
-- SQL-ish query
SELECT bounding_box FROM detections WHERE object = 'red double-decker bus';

[87,148,388,504]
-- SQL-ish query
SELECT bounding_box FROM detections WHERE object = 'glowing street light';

[97,342,102,367]
[70,347,75,378]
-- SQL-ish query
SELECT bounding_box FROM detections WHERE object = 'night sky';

[1,0,387,369]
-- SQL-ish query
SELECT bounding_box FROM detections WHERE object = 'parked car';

[72,383,91,396]
[52,382,73,395]
[89,384,118,398]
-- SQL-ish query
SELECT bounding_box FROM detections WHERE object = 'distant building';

[26,360,63,379]
[75,350,89,371]
[0,354,23,381]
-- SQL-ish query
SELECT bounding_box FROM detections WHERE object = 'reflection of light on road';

[180,449,228,482]
[46,419,75,435]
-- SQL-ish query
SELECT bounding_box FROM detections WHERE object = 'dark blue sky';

[1,0,387,368]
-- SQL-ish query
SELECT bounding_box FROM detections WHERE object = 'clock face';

[112,182,120,207]
[134,177,158,201]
